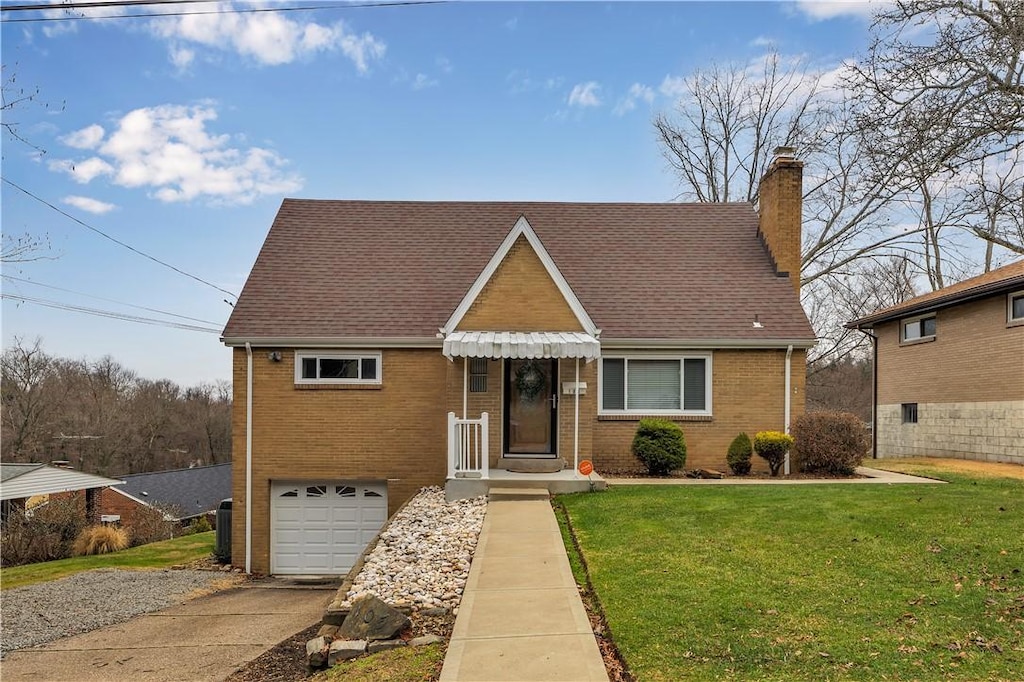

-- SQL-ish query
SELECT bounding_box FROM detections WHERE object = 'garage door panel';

[271,481,387,575]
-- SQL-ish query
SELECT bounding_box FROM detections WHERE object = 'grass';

[1,531,215,590]
[320,643,444,681]
[559,472,1024,681]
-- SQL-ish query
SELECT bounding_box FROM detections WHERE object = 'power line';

[2,292,223,333]
[2,0,212,11]
[1,177,238,300]
[2,274,224,325]
[1,0,442,23]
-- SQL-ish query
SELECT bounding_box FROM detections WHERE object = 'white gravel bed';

[342,486,486,614]
[1,568,230,654]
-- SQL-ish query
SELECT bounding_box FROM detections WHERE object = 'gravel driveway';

[1,568,233,654]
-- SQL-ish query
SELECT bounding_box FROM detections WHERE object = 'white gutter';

[599,338,817,349]
[574,357,580,478]
[245,342,253,574]
[222,336,441,348]
[784,344,793,476]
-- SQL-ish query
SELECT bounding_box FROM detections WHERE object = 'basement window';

[901,403,918,424]
[295,351,381,385]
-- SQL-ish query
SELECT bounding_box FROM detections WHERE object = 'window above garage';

[295,351,381,385]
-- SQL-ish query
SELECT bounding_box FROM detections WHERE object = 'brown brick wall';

[456,235,583,332]
[875,295,1024,405]
[757,158,803,294]
[592,349,806,473]
[231,348,448,574]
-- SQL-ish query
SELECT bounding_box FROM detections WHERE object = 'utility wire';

[2,0,213,12]
[1,177,238,300]
[2,274,224,325]
[3,292,223,333]
[2,0,441,22]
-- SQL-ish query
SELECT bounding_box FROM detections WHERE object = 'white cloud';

[149,7,385,71]
[49,103,302,204]
[659,75,688,99]
[170,45,195,70]
[60,124,105,150]
[436,56,453,74]
[613,83,655,116]
[49,157,115,183]
[750,36,777,48]
[62,195,117,214]
[412,73,438,90]
[567,81,602,108]
[793,1,879,21]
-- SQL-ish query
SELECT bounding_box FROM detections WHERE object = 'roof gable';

[446,216,597,335]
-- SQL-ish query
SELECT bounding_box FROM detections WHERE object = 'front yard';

[559,469,1024,681]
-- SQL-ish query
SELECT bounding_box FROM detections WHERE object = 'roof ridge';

[118,462,231,479]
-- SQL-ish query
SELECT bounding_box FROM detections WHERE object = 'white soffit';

[443,331,600,360]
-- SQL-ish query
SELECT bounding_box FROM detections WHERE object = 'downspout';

[244,342,253,575]
[784,344,793,475]
[574,357,580,478]
[857,327,879,459]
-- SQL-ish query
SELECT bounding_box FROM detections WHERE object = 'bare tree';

[1,338,57,459]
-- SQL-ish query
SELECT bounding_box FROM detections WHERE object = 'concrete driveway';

[1,580,331,681]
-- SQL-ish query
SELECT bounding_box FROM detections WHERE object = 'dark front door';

[504,359,558,457]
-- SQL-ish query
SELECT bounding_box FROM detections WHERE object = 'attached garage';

[270,481,388,575]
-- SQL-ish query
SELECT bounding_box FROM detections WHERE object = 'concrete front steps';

[445,469,607,501]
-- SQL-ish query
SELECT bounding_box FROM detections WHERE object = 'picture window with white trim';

[599,355,711,415]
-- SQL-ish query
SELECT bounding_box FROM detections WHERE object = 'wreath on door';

[514,361,547,403]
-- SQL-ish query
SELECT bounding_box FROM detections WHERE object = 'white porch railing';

[447,412,489,479]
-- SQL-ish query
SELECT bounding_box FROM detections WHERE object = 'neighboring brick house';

[100,463,232,527]
[222,149,815,575]
[1,463,122,524]
[850,261,1024,465]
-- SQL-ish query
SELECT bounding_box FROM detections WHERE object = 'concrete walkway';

[440,489,608,681]
[606,466,943,486]
[1,580,332,681]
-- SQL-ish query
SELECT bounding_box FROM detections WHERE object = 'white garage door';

[271,481,388,575]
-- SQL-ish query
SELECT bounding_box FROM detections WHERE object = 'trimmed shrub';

[632,418,687,475]
[726,433,753,475]
[73,525,130,556]
[753,431,794,477]
[183,515,212,535]
[792,411,869,476]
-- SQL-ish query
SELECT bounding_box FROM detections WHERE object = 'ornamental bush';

[73,525,130,556]
[632,418,687,475]
[792,411,869,476]
[753,431,794,477]
[726,432,753,475]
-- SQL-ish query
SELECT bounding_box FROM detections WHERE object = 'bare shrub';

[0,496,87,566]
[73,525,130,556]
[128,504,177,547]
[792,411,869,476]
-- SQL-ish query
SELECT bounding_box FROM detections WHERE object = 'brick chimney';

[757,146,803,294]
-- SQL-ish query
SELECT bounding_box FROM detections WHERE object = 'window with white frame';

[295,351,381,384]
[901,314,936,342]
[600,355,711,414]
[1009,291,1024,324]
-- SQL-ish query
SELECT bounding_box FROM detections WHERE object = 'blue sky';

[2,1,875,386]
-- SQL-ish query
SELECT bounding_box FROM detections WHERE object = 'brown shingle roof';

[849,259,1024,328]
[222,200,815,343]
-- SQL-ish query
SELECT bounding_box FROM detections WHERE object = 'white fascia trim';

[600,338,817,349]
[441,215,598,336]
[223,337,441,348]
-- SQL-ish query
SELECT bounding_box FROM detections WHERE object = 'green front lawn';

[559,473,1024,681]
[1,531,215,590]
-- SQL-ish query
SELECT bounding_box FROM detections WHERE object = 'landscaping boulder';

[367,638,405,654]
[328,639,366,665]
[338,594,410,641]
[305,636,330,668]
[410,633,444,647]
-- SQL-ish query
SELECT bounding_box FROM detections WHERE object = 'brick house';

[99,463,232,528]
[222,149,815,575]
[849,260,1024,464]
